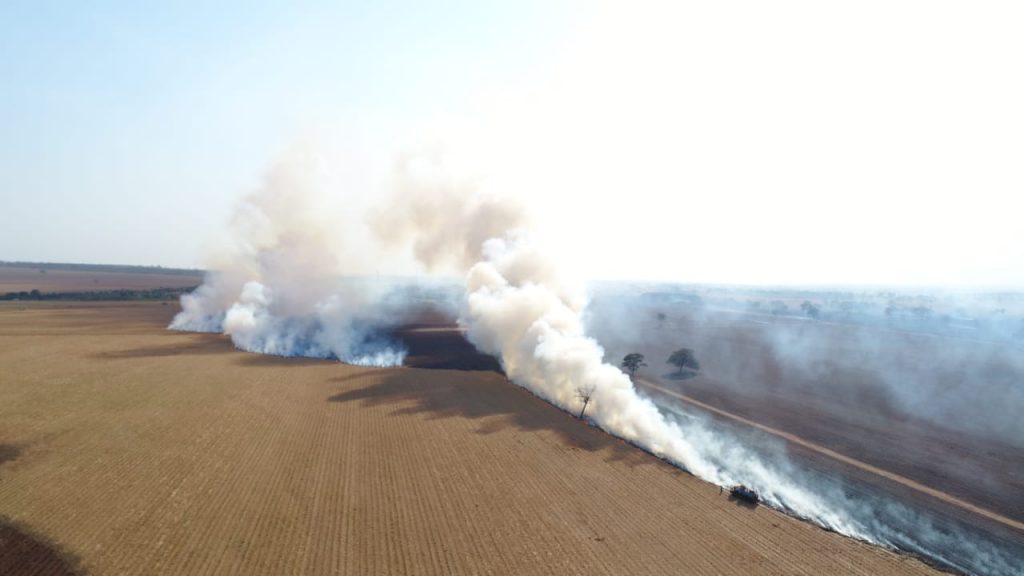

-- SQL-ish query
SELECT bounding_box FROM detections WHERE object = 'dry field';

[595,310,1024,521]
[0,265,202,293]
[591,304,1024,571]
[0,302,942,575]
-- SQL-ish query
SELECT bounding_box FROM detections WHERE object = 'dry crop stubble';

[0,302,940,575]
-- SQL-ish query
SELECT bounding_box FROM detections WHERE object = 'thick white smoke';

[376,152,1023,575]
[459,233,878,536]
[464,235,710,474]
[377,154,857,519]
[171,152,406,367]
[170,147,1020,574]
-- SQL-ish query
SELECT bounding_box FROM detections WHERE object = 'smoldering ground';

[585,285,1024,575]
[654,391,1023,575]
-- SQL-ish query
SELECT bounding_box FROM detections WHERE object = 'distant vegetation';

[0,261,203,276]
[667,348,700,375]
[0,287,195,301]
[800,300,820,319]
[627,283,1024,344]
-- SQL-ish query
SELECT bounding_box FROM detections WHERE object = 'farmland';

[0,263,202,295]
[0,301,942,575]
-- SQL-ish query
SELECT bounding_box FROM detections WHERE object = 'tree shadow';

[328,367,672,469]
[0,516,83,576]
[661,370,699,382]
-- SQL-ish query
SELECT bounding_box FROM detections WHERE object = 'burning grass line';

[635,377,1024,535]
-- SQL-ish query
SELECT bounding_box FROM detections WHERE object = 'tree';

[800,300,820,319]
[911,306,933,320]
[576,384,596,419]
[667,348,700,375]
[770,300,789,316]
[620,353,646,377]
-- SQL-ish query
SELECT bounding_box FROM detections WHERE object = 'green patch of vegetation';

[0,287,196,301]
[0,261,203,276]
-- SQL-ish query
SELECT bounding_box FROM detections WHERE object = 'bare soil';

[0,302,940,575]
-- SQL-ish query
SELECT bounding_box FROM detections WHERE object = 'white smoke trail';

[170,146,1020,573]
[170,152,406,367]
[377,152,1024,575]
[461,232,878,536]
[376,153,863,524]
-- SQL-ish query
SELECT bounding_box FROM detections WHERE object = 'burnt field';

[0,301,942,575]
[587,293,1024,574]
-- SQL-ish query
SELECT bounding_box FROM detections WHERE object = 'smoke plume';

[170,147,1021,574]
[371,149,530,272]
[170,152,406,366]
[376,152,1023,575]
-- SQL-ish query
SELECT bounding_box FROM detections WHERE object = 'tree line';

[0,261,203,276]
[0,287,196,301]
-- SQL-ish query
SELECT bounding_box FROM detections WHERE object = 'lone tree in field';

[620,353,646,377]
[576,384,597,419]
[667,348,700,375]
[800,300,820,319]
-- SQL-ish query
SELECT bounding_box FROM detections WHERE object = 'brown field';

[0,266,202,293]
[0,302,943,575]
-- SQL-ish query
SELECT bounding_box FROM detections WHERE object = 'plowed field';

[0,302,940,575]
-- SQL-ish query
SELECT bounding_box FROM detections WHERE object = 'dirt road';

[636,377,1024,535]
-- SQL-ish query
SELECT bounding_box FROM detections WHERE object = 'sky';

[2,1,1022,287]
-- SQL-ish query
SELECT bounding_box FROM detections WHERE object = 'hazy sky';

[2,1,1022,287]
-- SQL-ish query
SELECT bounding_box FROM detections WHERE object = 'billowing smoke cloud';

[371,149,530,272]
[171,152,406,366]
[376,152,1023,576]
[461,235,719,476]
[170,146,1021,574]
[374,154,836,498]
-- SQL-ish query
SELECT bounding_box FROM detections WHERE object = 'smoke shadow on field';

[94,334,234,359]
[234,354,334,367]
[328,369,660,468]
[0,517,83,576]
[331,370,386,386]
[0,445,20,467]
[661,371,699,382]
